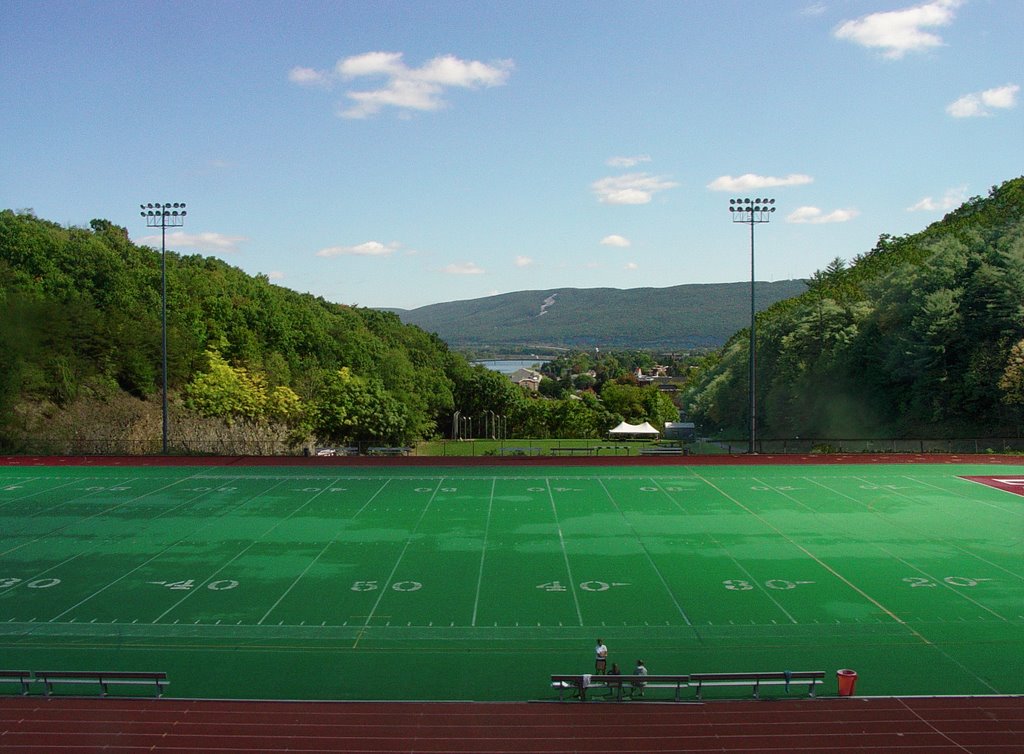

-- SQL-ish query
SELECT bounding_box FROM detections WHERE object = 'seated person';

[630,659,648,697]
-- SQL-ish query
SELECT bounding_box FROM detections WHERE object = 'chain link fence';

[3,435,1024,457]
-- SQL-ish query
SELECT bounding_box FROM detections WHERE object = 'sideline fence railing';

[718,437,1024,455]
[3,436,1024,458]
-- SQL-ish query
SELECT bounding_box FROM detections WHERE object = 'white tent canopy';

[608,421,660,436]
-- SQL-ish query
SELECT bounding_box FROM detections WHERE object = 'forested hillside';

[0,211,466,452]
[12,174,1019,455]
[0,211,686,453]
[683,177,1024,440]
[395,280,807,350]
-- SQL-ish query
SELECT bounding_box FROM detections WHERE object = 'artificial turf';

[0,462,1021,701]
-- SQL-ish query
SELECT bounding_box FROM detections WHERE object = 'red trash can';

[836,669,858,696]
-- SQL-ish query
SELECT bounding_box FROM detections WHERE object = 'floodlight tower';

[140,202,186,454]
[729,197,775,453]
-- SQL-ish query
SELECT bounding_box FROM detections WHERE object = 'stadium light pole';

[729,197,775,453]
[140,202,186,454]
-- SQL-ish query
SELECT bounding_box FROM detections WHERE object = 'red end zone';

[962,475,1024,495]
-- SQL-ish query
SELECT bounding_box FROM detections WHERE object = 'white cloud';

[707,173,813,191]
[514,255,534,268]
[947,84,1019,117]
[624,262,639,271]
[600,234,631,248]
[802,3,827,16]
[441,262,485,275]
[606,154,651,168]
[288,66,331,87]
[316,240,399,258]
[336,51,406,79]
[291,51,513,119]
[786,206,860,224]
[591,173,679,205]
[267,271,285,281]
[834,0,962,59]
[907,185,966,211]
[982,84,1021,109]
[140,231,246,253]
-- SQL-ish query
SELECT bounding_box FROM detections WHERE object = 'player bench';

[638,446,684,456]
[551,674,691,702]
[594,445,631,455]
[0,670,33,695]
[550,447,596,456]
[497,446,542,456]
[690,671,825,699]
[315,446,358,456]
[366,446,413,456]
[34,671,169,698]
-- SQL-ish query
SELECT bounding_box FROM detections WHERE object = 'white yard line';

[355,479,442,643]
[546,478,584,627]
[600,478,696,627]
[153,479,342,624]
[872,543,1009,621]
[48,473,256,621]
[0,477,146,557]
[651,476,800,625]
[686,468,929,641]
[0,476,49,507]
[921,475,1024,518]
[811,476,1024,583]
[470,478,496,627]
[0,473,211,559]
[772,471,1006,694]
[258,479,390,625]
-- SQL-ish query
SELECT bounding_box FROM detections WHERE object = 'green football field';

[1,462,1022,701]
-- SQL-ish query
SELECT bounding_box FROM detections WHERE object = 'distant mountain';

[393,281,807,350]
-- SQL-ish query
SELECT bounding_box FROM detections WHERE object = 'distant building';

[509,367,542,392]
[663,422,696,441]
[635,365,670,384]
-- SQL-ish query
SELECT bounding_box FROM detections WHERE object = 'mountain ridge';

[391,280,808,350]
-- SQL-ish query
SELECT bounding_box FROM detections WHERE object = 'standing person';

[631,659,648,697]
[594,638,608,673]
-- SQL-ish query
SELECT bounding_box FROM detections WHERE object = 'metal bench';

[497,446,542,456]
[638,446,684,456]
[0,670,33,695]
[594,445,631,455]
[551,673,691,702]
[552,670,825,701]
[34,670,168,697]
[366,447,413,456]
[690,671,825,699]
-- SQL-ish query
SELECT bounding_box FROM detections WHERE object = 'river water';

[473,359,547,374]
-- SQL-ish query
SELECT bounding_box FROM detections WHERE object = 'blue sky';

[2,0,1021,309]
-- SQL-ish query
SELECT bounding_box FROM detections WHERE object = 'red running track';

[1,696,1021,753]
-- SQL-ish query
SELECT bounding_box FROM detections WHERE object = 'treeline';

[683,177,1024,439]
[0,211,679,452]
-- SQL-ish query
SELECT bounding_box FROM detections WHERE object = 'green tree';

[998,339,1024,406]
[310,368,409,445]
[600,382,677,428]
[184,350,268,424]
[451,365,526,421]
